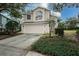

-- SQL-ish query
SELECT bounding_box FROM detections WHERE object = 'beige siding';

[33,8,45,21]
[23,8,51,22]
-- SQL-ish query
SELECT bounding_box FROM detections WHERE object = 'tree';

[49,16,56,37]
[5,20,19,35]
[48,3,79,34]
[66,17,77,29]
[48,3,79,12]
[0,3,27,19]
[58,22,65,28]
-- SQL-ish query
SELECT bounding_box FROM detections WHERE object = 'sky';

[61,7,79,20]
[26,3,79,21]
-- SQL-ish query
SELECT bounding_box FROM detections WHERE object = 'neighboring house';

[76,20,79,27]
[0,14,21,32]
[21,7,58,34]
[65,19,79,29]
[0,14,10,32]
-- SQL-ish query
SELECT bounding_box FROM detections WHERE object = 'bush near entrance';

[55,28,64,37]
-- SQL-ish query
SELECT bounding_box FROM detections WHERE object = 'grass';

[64,30,76,40]
[64,30,76,36]
[31,30,79,56]
[43,30,76,37]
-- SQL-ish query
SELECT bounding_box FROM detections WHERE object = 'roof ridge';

[32,6,49,12]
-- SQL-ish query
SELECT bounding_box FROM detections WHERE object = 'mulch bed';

[0,33,23,40]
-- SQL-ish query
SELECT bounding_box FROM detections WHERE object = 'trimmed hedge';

[55,28,64,37]
[64,27,79,30]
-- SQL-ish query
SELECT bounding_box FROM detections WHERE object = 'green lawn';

[64,30,76,36]
[64,30,76,40]
[31,31,79,56]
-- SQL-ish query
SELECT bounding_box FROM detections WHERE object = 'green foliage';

[76,30,79,35]
[76,30,79,40]
[55,28,64,37]
[53,3,64,12]
[64,27,79,30]
[5,20,19,34]
[58,22,65,28]
[0,3,27,18]
[68,20,76,28]
[32,36,79,56]
[49,3,79,12]
[65,17,77,30]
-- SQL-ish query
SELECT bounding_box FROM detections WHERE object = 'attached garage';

[21,22,49,34]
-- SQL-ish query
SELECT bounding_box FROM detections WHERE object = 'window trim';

[36,11,43,20]
[27,14,31,20]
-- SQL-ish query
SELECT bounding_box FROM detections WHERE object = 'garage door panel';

[23,24,44,33]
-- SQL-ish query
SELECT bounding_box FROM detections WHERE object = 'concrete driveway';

[0,34,41,56]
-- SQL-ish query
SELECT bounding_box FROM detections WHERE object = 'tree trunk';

[49,21,52,37]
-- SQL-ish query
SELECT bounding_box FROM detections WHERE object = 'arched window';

[36,11,43,20]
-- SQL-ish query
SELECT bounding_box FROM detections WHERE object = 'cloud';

[40,3,48,8]
[52,11,61,17]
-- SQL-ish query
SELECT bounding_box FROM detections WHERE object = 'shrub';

[32,36,79,56]
[5,20,20,35]
[76,30,79,35]
[55,28,64,37]
[64,27,79,30]
[76,30,79,40]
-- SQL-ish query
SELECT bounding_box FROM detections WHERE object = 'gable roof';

[0,13,11,20]
[25,7,51,15]
[32,7,50,12]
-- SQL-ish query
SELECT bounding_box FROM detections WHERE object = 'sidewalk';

[26,51,45,56]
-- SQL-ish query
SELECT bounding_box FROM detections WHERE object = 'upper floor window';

[36,11,43,20]
[27,15,31,20]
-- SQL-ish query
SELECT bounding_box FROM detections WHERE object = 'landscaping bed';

[0,33,23,40]
[31,36,79,56]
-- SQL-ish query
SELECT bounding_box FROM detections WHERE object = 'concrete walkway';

[0,34,41,56]
[26,51,45,56]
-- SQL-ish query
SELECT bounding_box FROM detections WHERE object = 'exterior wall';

[23,8,50,22]
[76,23,79,27]
[44,10,50,21]
[2,16,8,28]
[33,8,50,21]
[0,15,9,29]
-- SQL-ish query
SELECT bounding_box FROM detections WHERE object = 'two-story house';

[21,7,58,34]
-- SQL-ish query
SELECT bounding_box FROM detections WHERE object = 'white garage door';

[22,23,49,34]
